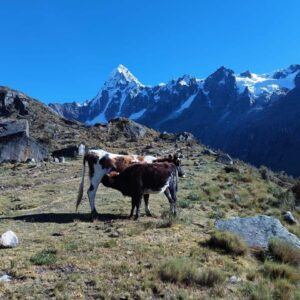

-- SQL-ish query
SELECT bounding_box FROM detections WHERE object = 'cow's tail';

[76,155,86,211]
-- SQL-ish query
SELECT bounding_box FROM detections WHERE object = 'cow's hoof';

[146,211,152,217]
[133,215,139,221]
[91,211,99,221]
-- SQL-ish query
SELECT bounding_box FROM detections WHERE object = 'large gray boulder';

[0,119,29,139]
[0,119,48,163]
[215,215,300,249]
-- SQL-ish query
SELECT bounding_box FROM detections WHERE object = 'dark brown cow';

[102,162,178,220]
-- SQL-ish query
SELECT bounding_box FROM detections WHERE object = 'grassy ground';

[0,142,299,299]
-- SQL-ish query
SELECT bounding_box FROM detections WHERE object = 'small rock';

[229,275,241,284]
[224,166,239,173]
[126,250,133,255]
[0,274,12,282]
[143,262,152,269]
[283,211,298,225]
[58,156,65,163]
[202,149,218,156]
[0,231,18,248]
[25,158,36,164]
[109,232,119,238]
[216,153,233,165]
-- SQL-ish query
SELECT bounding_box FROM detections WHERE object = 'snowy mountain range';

[50,64,300,176]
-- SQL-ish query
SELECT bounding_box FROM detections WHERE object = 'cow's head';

[168,153,185,177]
[102,171,119,187]
[99,154,116,172]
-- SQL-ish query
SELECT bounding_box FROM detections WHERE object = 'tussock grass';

[273,279,296,300]
[261,261,300,282]
[241,281,272,300]
[159,257,225,287]
[30,248,57,266]
[206,230,248,256]
[269,239,300,266]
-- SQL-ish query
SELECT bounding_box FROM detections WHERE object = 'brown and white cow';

[76,149,184,218]
[102,162,178,220]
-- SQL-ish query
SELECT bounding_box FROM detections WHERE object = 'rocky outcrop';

[215,215,300,249]
[0,119,48,163]
[107,118,147,141]
[49,64,300,176]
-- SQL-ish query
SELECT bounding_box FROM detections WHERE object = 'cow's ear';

[168,154,173,160]
[109,171,119,177]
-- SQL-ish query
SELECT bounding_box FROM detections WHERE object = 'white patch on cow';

[143,155,157,163]
[144,179,170,194]
[87,151,114,212]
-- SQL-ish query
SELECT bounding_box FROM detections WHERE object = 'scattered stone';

[216,153,233,165]
[142,262,152,269]
[176,132,196,142]
[215,215,300,249]
[108,232,119,238]
[58,156,65,163]
[0,230,18,248]
[224,166,239,173]
[202,148,218,156]
[0,274,12,282]
[25,158,36,164]
[283,211,298,225]
[159,131,174,140]
[119,150,129,155]
[228,275,241,284]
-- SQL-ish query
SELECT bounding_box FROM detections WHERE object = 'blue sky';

[0,0,299,104]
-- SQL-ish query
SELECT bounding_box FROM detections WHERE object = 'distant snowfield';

[129,108,147,120]
[235,71,298,96]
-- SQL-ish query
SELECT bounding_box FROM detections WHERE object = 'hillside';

[49,64,300,176]
[1,87,300,299]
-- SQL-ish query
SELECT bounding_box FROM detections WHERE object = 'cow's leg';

[164,188,177,216]
[144,194,152,216]
[87,172,102,219]
[133,195,142,220]
[169,184,177,216]
[129,198,135,219]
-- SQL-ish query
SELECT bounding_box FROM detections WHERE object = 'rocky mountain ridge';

[49,64,300,176]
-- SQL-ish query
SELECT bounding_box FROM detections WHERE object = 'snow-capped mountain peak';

[104,64,144,89]
[50,63,300,127]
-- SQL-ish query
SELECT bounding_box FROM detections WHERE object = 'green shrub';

[269,239,300,266]
[30,248,57,265]
[159,257,225,287]
[187,192,201,202]
[178,199,193,209]
[206,231,248,256]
